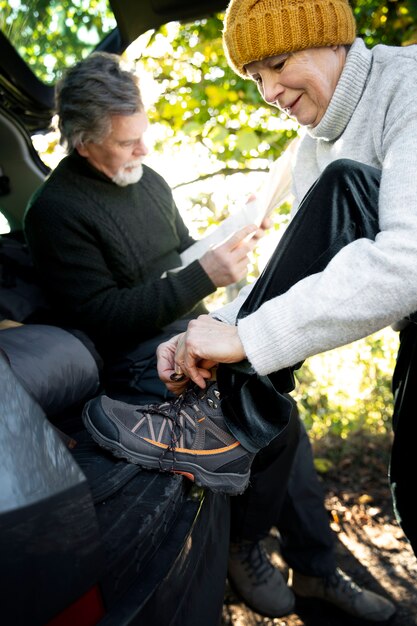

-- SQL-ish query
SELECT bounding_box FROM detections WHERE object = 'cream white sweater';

[216,38,417,376]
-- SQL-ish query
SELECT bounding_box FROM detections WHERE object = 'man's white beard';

[112,161,144,187]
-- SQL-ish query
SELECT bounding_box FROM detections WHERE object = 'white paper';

[172,138,299,271]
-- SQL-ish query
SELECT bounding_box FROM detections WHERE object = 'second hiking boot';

[292,568,396,622]
[82,381,254,495]
[228,540,295,617]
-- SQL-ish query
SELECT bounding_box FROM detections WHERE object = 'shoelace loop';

[144,386,200,472]
[238,542,275,586]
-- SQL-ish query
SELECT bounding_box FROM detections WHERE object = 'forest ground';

[222,431,417,626]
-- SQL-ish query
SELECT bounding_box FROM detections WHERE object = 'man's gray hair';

[55,52,144,151]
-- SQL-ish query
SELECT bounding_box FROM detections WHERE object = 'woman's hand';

[174,315,246,389]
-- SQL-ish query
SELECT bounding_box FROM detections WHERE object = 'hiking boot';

[82,381,254,495]
[292,568,396,622]
[228,540,295,617]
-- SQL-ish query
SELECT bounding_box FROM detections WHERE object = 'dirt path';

[222,433,417,625]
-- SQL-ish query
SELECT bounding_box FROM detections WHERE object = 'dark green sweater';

[24,152,215,351]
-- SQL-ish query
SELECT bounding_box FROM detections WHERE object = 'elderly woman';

[175,0,417,547]
[85,0,416,598]
[156,0,415,542]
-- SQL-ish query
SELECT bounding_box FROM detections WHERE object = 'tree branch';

[172,166,268,190]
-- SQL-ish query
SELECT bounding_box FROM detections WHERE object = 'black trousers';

[230,158,417,558]
[278,416,336,575]
[229,396,337,579]
[229,395,300,545]
[223,158,380,451]
[390,322,417,556]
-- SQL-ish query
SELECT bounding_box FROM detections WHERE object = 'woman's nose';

[261,75,284,105]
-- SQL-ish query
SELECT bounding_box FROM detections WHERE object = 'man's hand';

[253,216,272,242]
[156,330,215,394]
[174,315,246,389]
[156,333,188,394]
[199,224,259,287]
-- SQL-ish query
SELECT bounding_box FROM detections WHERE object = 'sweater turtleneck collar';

[307,38,372,142]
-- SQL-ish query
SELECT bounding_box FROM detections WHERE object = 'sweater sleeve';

[24,195,215,347]
[237,104,417,376]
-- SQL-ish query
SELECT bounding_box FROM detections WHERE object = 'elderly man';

[24,52,261,404]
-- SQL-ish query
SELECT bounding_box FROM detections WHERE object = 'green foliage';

[134,17,298,174]
[0,0,116,83]
[352,0,417,46]
[293,330,399,442]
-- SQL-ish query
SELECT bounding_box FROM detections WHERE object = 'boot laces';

[144,386,200,472]
[324,568,363,601]
[238,542,275,586]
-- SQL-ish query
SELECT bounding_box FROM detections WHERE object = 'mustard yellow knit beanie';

[223,0,356,77]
